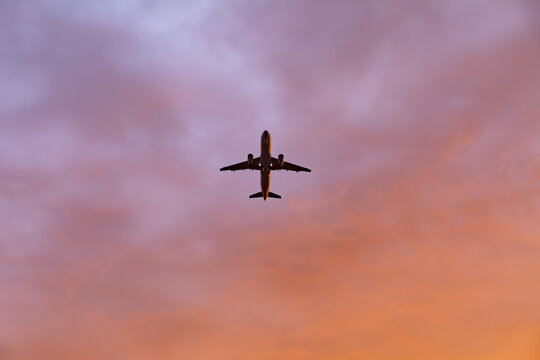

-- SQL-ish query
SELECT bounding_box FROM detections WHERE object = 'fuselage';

[260,130,272,200]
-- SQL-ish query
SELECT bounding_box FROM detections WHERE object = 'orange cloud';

[1,1,539,359]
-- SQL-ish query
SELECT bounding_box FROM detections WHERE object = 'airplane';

[220,130,311,200]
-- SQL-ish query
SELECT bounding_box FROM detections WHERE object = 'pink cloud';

[1,1,539,359]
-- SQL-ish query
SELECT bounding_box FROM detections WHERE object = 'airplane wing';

[273,158,311,172]
[220,158,260,171]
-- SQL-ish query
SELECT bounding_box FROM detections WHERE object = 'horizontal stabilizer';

[249,191,281,199]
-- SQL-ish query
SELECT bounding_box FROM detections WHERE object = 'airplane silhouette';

[220,130,311,200]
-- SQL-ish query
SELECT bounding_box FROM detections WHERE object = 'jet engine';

[278,154,284,167]
[247,153,254,165]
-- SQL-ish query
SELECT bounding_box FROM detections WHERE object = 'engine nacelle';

[278,154,284,167]
[247,153,254,165]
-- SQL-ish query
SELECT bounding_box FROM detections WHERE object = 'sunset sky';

[1,1,540,359]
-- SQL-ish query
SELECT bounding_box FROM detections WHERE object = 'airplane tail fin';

[248,192,282,199]
[268,192,281,199]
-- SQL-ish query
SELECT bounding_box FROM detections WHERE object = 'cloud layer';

[1,0,539,359]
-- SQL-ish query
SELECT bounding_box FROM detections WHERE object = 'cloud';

[1,0,539,359]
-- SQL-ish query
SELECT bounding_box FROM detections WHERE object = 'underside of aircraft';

[220,130,311,200]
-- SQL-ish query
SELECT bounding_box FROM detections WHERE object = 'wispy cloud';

[1,0,539,359]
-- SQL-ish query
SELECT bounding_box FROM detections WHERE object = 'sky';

[1,0,539,359]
